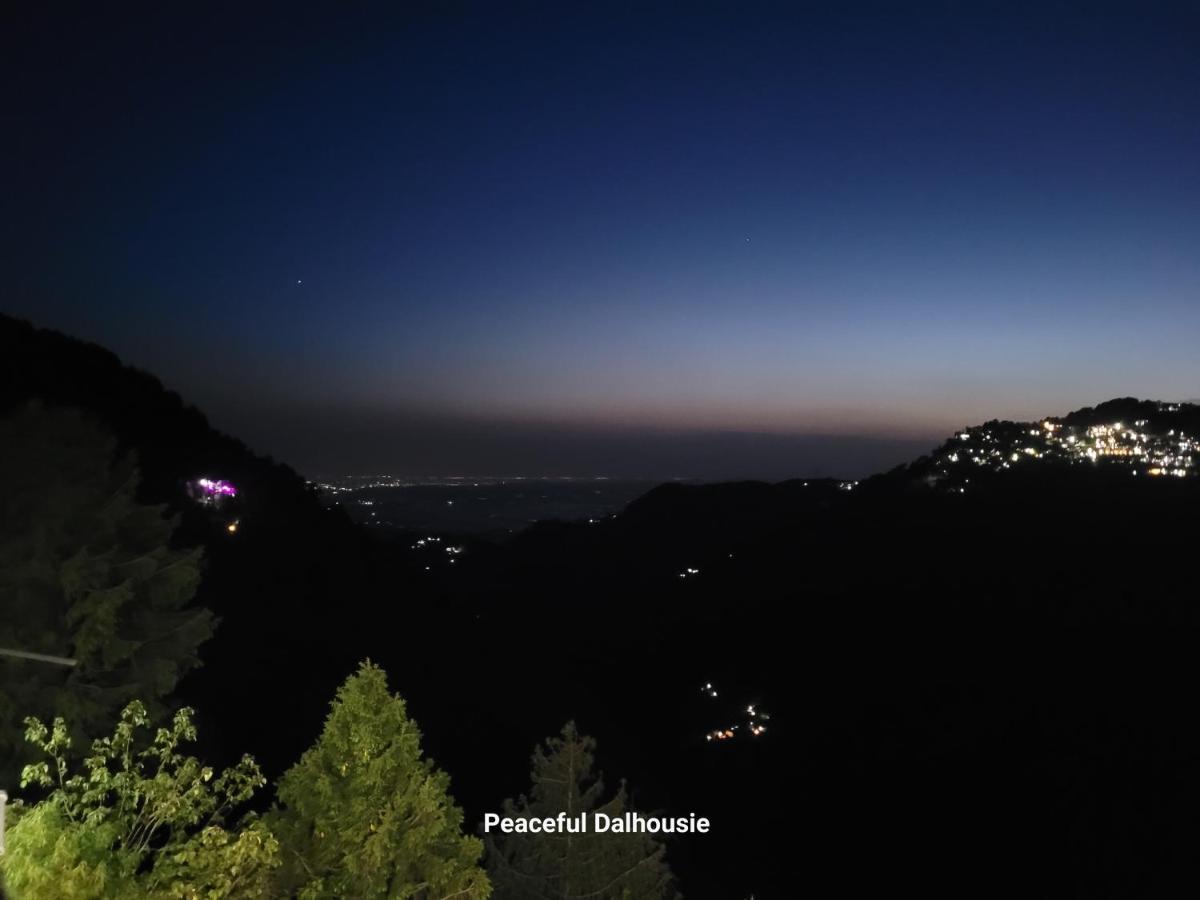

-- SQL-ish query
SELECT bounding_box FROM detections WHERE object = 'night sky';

[5,3,1199,478]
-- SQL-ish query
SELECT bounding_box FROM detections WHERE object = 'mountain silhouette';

[4,313,1200,898]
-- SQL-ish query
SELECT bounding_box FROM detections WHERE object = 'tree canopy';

[268,661,491,899]
[0,405,214,785]
[485,723,678,900]
[0,701,278,899]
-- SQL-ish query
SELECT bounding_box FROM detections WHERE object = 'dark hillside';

[0,314,401,775]
[6,315,1200,897]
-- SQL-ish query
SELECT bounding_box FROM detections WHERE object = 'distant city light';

[701,683,771,743]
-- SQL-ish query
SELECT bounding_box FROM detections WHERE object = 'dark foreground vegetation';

[3,313,1200,898]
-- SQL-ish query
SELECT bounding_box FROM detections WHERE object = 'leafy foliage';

[485,723,678,900]
[0,405,214,784]
[268,662,490,899]
[0,701,278,899]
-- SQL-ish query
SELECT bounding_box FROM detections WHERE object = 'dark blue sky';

[5,3,1199,477]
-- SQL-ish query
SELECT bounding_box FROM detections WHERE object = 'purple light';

[195,478,238,497]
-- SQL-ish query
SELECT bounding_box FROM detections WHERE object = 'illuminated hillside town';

[929,403,1194,491]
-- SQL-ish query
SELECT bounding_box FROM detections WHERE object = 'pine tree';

[486,723,679,900]
[269,661,491,899]
[0,405,214,785]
